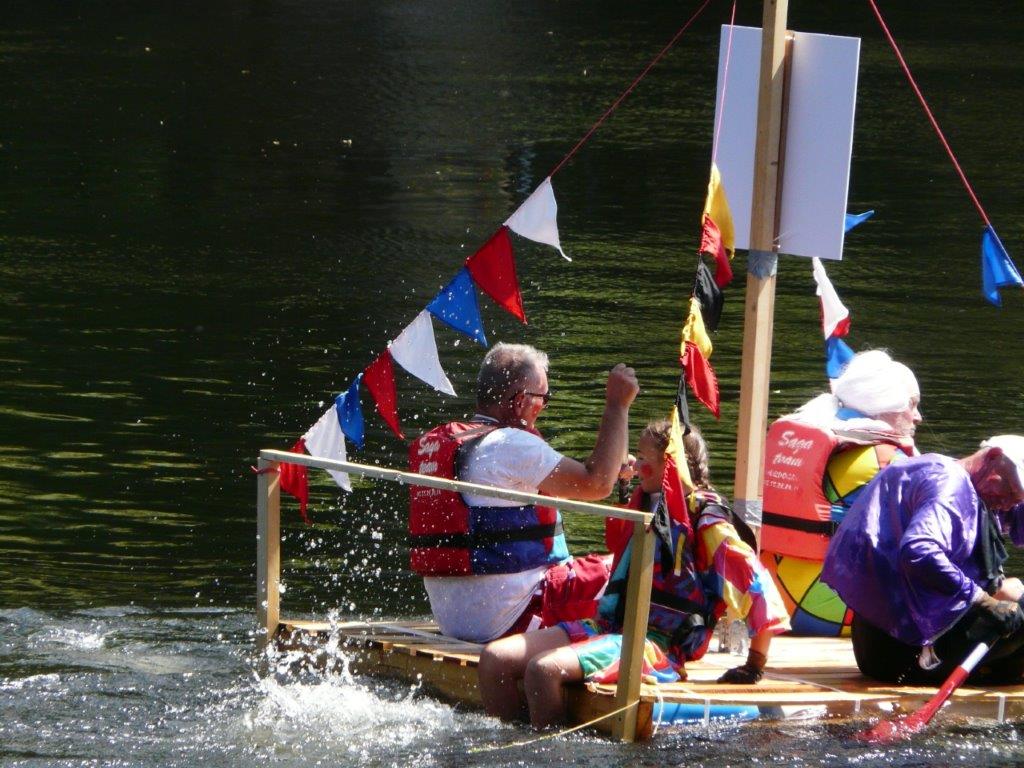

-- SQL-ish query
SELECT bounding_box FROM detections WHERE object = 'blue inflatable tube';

[653,701,760,724]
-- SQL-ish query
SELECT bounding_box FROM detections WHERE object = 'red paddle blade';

[855,712,929,744]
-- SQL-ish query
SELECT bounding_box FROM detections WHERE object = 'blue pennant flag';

[981,225,1023,307]
[335,373,365,450]
[426,268,488,347]
[825,336,855,380]
[844,210,875,233]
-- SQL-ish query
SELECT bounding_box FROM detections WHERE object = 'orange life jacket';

[761,418,912,560]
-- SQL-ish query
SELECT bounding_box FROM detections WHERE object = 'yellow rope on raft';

[467,700,638,753]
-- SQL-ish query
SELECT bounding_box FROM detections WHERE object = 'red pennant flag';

[465,226,527,323]
[279,438,311,524]
[363,350,405,439]
[700,214,733,288]
[681,341,720,419]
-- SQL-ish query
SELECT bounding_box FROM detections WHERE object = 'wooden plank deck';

[276,619,1024,738]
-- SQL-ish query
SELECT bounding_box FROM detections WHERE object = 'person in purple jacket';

[822,435,1024,684]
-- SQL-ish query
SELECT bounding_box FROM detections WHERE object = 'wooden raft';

[276,619,1024,738]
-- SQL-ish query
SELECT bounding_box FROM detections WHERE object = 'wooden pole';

[256,457,281,649]
[732,0,791,539]
[611,519,656,742]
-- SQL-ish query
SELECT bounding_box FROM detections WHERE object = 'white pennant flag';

[812,257,850,339]
[504,177,569,261]
[303,405,351,491]
[389,310,457,396]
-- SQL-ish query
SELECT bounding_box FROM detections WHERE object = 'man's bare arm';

[538,364,638,501]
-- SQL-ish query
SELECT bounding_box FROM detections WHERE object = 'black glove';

[968,592,1024,641]
[717,649,767,684]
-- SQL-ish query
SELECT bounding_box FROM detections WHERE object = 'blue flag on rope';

[426,268,488,347]
[825,336,855,380]
[981,225,1023,307]
[844,210,875,233]
[335,373,365,450]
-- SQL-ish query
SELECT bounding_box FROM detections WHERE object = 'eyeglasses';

[521,390,551,406]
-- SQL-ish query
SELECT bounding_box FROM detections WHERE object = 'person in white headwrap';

[760,350,922,637]
[788,349,922,439]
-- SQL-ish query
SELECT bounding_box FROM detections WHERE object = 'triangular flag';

[504,177,569,261]
[681,341,720,419]
[426,268,488,346]
[675,372,691,434]
[703,163,735,257]
[844,210,875,232]
[465,226,527,323]
[362,350,404,440]
[825,336,855,380]
[335,374,365,450]
[812,257,851,339]
[981,225,1023,307]
[666,404,695,493]
[279,438,311,523]
[681,296,713,360]
[700,215,733,288]
[693,260,724,332]
[390,311,456,396]
[304,406,352,490]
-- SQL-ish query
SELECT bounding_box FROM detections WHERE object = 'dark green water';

[2,1,1024,764]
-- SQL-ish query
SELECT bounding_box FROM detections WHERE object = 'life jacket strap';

[409,520,563,548]
[760,511,837,537]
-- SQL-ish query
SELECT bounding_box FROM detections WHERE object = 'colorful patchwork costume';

[567,468,790,684]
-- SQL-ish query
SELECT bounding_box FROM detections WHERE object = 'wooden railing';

[255,448,656,741]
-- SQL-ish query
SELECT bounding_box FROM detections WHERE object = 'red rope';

[866,0,991,226]
[548,0,716,179]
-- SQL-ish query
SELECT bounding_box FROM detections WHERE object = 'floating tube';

[653,701,760,724]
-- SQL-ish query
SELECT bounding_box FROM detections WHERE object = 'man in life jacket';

[760,350,921,636]
[408,342,638,643]
[823,436,1024,685]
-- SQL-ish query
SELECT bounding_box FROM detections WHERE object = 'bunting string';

[867,0,1021,306]
[865,0,989,226]
[547,0,716,179]
[269,0,743,517]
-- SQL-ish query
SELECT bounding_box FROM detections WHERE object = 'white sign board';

[713,26,860,260]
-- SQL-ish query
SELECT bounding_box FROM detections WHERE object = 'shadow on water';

[2,0,1024,763]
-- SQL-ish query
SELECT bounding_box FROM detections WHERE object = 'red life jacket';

[407,421,565,576]
[761,419,912,560]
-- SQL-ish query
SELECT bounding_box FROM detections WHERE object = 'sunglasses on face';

[521,390,551,406]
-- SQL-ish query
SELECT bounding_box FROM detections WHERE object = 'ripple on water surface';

[3,606,1024,767]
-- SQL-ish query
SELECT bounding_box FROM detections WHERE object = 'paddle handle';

[913,641,991,723]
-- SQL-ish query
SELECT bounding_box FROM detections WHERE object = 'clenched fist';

[605,363,639,408]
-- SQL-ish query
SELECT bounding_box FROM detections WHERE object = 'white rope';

[651,684,665,738]
[260,449,652,523]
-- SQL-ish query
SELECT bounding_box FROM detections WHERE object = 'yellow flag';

[703,163,735,257]
[666,406,695,492]
[680,296,713,361]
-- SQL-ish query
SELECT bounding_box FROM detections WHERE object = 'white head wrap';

[788,350,919,432]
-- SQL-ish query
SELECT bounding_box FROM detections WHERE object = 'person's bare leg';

[523,645,584,729]
[478,627,570,720]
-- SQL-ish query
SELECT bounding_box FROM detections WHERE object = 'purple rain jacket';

[822,453,1007,646]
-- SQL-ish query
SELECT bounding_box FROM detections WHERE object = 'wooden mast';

[732,0,790,536]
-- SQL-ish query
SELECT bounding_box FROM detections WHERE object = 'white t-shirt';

[424,425,564,642]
